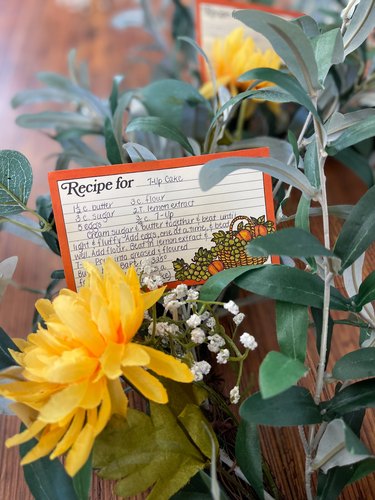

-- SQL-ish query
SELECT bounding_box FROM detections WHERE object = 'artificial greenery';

[1,0,375,499]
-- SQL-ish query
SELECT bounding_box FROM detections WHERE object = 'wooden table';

[0,0,374,498]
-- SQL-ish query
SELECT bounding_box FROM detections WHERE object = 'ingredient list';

[54,161,269,289]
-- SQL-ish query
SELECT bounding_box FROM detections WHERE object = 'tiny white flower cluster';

[224,300,239,315]
[233,312,245,326]
[207,333,225,353]
[216,348,230,364]
[240,332,258,350]
[139,258,164,290]
[191,360,211,382]
[186,314,202,328]
[229,386,240,404]
[147,322,179,338]
[190,327,206,344]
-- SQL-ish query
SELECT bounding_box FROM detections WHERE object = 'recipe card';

[49,149,276,290]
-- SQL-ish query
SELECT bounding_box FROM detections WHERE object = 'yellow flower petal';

[122,366,168,404]
[39,381,89,423]
[107,378,128,417]
[42,348,98,384]
[94,386,111,436]
[65,423,95,477]
[52,295,105,356]
[121,343,150,367]
[50,409,86,459]
[141,346,194,383]
[20,424,68,465]
[79,378,105,409]
[142,286,166,310]
[35,298,55,320]
[6,419,46,448]
[100,342,125,379]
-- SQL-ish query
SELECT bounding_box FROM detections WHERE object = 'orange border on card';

[49,148,277,291]
[195,0,303,81]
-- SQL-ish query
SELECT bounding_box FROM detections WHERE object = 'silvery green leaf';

[312,28,344,83]
[0,150,32,216]
[113,91,133,158]
[0,256,18,301]
[312,419,372,473]
[304,139,320,188]
[126,116,194,155]
[199,157,318,199]
[238,68,319,120]
[292,15,320,37]
[0,215,46,247]
[327,110,375,154]
[233,9,321,94]
[123,142,157,162]
[343,0,375,56]
[284,205,353,221]
[36,71,109,116]
[342,253,375,325]
[16,111,103,132]
[226,137,295,166]
[67,49,90,89]
[111,8,144,29]
[11,88,77,107]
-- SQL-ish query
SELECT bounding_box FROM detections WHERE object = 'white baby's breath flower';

[240,332,258,350]
[207,333,225,353]
[206,317,216,329]
[224,300,239,315]
[191,360,211,381]
[186,314,202,328]
[233,312,245,326]
[142,275,164,290]
[217,348,230,364]
[175,284,188,299]
[165,300,183,312]
[187,289,199,301]
[144,310,152,320]
[200,311,211,322]
[229,386,240,404]
[191,327,206,344]
[163,293,176,305]
[148,322,179,338]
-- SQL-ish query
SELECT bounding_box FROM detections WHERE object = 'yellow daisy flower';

[0,258,193,476]
[200,27,282,99]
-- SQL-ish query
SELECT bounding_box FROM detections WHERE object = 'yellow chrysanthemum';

[200,27,281,99]
[0,258,193,476]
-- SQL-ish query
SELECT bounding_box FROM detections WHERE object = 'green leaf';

[199,157,317,199]
[72,453,92,500]
[112,91,133,159]
[0,150,32,216]
[93,405,207,499]
[20,429,78,500]
[287,129,299,164]
[312,28,344,83]
[348,457,375,484]
[312,419,371,473]
[126,116,194,155]
[247,228,333,258]
[234,265,350,311]
[295,195,311,233]
[276,301,308,363]
[123,142,157,162]
[355,271,375,310]
[304,138,320,189]
[259,351,307,398]
[235,421,264,499]
[327,110,375,155]
[0,327,19,369]
[311,307,334,369]
[109,75,124,115]
[36,194,60,256]
[104,118,122,165]
[343,0,375,56]
[323,379,375,418]
[171,470,228,500]
[199,265,264,302]
[240,386,322,426]
[138,79,209,131]
[233,9,321,94]
[0,256,18,302]
[333,348,375,380]
[292,15,320,37]
[16,111,103,132]
[334,148,374,188]
[239,68,319,120]
[334,184,375,272]
[178,404,217,459]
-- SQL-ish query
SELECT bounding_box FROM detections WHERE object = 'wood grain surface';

[0,0,374,498]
